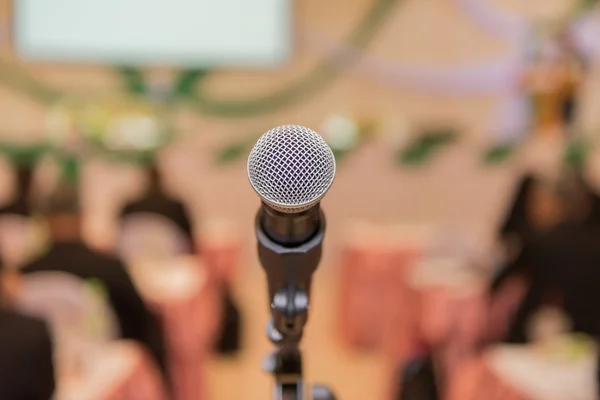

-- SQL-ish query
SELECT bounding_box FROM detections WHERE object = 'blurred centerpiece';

[67,98,173,164]
[321,113,379,161]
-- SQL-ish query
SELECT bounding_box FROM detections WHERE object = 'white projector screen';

[14,0,292,67]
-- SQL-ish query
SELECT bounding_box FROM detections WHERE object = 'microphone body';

[255,203,324,339]
[260,203,320,246]
[247,125,337,400]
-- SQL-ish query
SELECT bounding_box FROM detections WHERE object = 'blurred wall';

[0,0,598,268]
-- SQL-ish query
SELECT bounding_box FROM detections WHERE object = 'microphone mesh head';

[247,125,336,213]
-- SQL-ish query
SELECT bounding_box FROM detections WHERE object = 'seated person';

[0,257,55,400]
[0,165,34,217]
[21,183,167,375]
[496,174,564,261]
[498,174,537,247]
[491,171,600,343]
[492,171,600,291]
[491,174,560,298]
[119,165,195,254]
[119,163,241,355]
[0,165,42,268]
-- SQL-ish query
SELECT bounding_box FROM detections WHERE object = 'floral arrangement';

[73,99,172,164]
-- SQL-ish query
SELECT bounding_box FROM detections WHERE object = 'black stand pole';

[255,211,337,400]
[263,315,336,400]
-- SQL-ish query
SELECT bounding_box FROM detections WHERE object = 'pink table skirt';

[106,346,169,400]
[338,240,497,400]
[385,276,529,399]
[339,242,486,362]
[338,245,418,350]
[405,284,485,368]
[198,221,241,286]
[148,261,221,400]
[382,283,487,398]
[57,341,169,400]
[201,242,240,286]
[447,356,530,400]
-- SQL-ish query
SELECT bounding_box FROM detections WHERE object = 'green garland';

[0,140,81,185]
[215,134,260,165]
[0,0,397,120]
[0,0,397,166]
[182,0,397,117]
[117,67,147,97]
[563,137,590,169]
[0,141,49,165]
[3,0,591,169]
[57,152,80,184]
[576,0,599,12]
[0,61,62,105]
[397,129,458,166]
[483,142,519,165]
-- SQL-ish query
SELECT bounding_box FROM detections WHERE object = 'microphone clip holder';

[255,213,336,400]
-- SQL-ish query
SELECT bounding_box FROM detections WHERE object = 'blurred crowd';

[334,9,600,400]
[0,156,241,400]
[338,163,600,400]
[3,1,600,400]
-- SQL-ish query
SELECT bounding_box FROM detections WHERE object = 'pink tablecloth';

[108,348,168,400]
[338,236,491,399]
[448,342,598,400]
[201,241,240,286]
[57,341,168,400]
[134,257,221,400]
[447,356,528,400]
[338,244,418,350]
[198,221,241,286]
[152,283,219,400]
[380,278,487,399]
[410,282,484,372]
[339,240,486,364]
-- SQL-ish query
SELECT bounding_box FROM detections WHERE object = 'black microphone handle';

[255,206,325,337]
[259,203,321,247]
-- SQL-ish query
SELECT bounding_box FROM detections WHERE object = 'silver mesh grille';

[247,125,336,213]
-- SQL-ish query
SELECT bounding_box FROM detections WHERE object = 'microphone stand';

[255,211,336,400]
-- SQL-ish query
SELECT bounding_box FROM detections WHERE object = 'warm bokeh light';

[0,0,599,399]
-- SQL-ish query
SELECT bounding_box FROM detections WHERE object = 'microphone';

[248,125,337,400]
[247,124,335,340]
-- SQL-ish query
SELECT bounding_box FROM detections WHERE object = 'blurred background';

[0,0,600,399]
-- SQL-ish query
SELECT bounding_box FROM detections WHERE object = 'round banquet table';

[447,340,598,400]
[55,340,167,400]
[385,258,487,396]
[198,219,241,285]
[338,223,429,350]
[128,256,221,400]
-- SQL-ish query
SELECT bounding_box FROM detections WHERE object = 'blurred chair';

[396,355,439,400]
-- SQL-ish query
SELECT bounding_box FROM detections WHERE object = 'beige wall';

[0,0,598,267]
